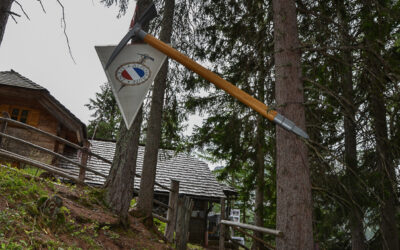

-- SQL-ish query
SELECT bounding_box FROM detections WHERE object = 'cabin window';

[10,108,30,123]
[7,106,40,127]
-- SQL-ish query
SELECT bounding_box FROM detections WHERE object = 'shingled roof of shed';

[61,140,226,200]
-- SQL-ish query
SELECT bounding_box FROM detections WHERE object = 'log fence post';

[176,195,194,250]
[78,141,90,182]
[219,197,226,250]
[0,112,10,148]
[165,179,179,242]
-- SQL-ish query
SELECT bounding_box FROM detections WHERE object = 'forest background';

[1,0,400,249]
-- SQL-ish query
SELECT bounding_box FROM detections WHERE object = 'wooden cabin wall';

[0,92,72,164]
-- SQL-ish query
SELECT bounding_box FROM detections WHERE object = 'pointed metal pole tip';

[291,125,310,139]
[272,113,309,139]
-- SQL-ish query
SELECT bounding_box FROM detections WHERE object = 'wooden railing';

[219,219,283,249]
[0,113,190,247]
[0,115,107,183]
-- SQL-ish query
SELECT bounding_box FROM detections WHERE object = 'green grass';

[153,217,166,235]
[0,166,101,249]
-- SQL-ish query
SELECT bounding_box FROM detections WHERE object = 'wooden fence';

[0,114,193,248]
[219,196,283,250]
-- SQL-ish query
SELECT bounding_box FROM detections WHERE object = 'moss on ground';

[0,165,170,249]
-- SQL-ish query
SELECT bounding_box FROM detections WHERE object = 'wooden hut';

[0,70,87,164]
[59,139,237,246]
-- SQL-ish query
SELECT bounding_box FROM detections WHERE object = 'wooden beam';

[153,213,169,223]
[88,150,112,164]
[153,198,172,209]
[0,117,112,167]
[0,117,83,150]
[231,225,275,250]
[37,97,80,134]
[0,149,83,185]
[220,220,283,237]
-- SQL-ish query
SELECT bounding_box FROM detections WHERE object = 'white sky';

[0,0,219,168]
[0,0,136,124]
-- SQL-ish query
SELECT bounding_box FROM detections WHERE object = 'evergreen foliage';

[94,0,400,248]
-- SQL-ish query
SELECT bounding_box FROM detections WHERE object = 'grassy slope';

[0,165,171,250]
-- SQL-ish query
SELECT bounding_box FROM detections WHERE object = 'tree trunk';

[370,84,399,250]
[336,1,366,249]
[104,108,143,226]
[252,76,266,250]
[104,0,153,226]
[360,2,399,247]
[0,0,13,46]
[368,78,399,250]
[272,0,314,249]
[136,0,175,223]
[252,132,265,250]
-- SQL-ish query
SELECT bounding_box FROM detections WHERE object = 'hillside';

[0,165,171,249]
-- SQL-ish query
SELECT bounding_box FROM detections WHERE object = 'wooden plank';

[165,179,179,242]
[0,132,107,178]
[0,117,114,167]
[153,213,169,223]
[220,220,283,237]
[88,151,112,164]
[231,225,275,250]
[153,198,172,209]
[0,149,83,184]
[0,117,83,150]
[219,197,226,250]
[37,98,80,135]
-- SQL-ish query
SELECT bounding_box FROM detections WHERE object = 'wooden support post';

[204,201,209,247]
[165,179,179,242]
[51,124,62,166]
[176,195,194,250]
[219,197,226,250]
[0,112,10,148]
[78,141,90,182]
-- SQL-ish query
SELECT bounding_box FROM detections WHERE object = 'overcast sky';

[0,0,137,124]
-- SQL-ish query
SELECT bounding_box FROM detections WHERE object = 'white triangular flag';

[96,44,167,129]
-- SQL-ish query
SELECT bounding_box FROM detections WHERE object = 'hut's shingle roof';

[0,70,45,90]
[61,140,226,199]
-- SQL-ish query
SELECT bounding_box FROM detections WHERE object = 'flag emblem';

[115,63,151,86]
